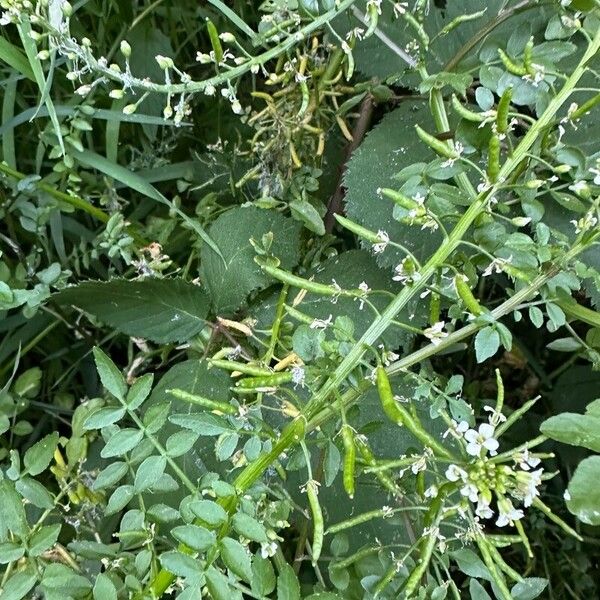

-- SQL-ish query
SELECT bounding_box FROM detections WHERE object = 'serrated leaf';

[0,480,28,536]
[93,573,118,600]
[15,477,54,509]
[168,413,231,436]
[511,578,548,600]
[83,407,126,430]
[105,485,135,515]
[205,566,242,600]
[159,551,203,579]
[200,206,301,314]
[58,280,210,343]
[0,569,37,600]
[221,537,252,582]
[29,523,61,556]
[189,499,228,527]
[0,543,24,564]
[166,430,200,457]
[343,102,443,268]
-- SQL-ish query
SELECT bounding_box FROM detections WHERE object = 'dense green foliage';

[1,0,600,598]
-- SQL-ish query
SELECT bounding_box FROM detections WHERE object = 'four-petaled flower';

[464,423,499,457]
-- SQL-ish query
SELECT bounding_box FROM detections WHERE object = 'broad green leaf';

[83,407,126,430]
[251,553,276,596]
[24,432,59,476]
[28,523,61,556]
[232,512,268,543]
[93,573,118,600]
[134,455,167,492]
[168,413,231,436]
[220,537,253,582]
[166,430,200,457]
[15,477,54,509]
[200,206,301,314]
[277,564,301,600]
[343,101,443,268]
[0,569,37,600]
[469,579,492,600]
[92,347,127,401]
[159,551,203,579]
[59,280,210,344]
[566,456,600,525]
[101,429,144,458]
[127,373,154,410]
[205,566,242,600]
[511,578,549,600]
[171,524,216,552]
[0,542,24,564]
[451,548,492,581]
[105,485,135,515]
[0,480,28,537]
[189,499,228,527]
[474,327,500,363]
[93,462,129,491]
[540,412,600,452]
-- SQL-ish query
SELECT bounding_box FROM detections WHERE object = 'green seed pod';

[523,36,534,74]
[496,87,513,135]
[236,372,293,389]
[167,389,237,415]
[306,480,324,564]
[498,48,526,76]
[451,94,489,122]
[341,424,356,499]
[415,125,459,159]
[379,187,420,211]
[487,134,500,183]
[206,19,223,64]
[454,274,484,316]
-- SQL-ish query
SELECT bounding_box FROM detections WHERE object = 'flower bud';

[61,1,72,16]
[120,40,131,58]
[155,55,173,70]
[109,89,124,99]
[123,104,137,115]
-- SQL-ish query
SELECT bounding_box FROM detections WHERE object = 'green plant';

[1,0,600,598]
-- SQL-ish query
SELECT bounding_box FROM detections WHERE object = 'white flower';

[563,489,571,501]
[514,468,543,507]
[443,419,469,439]
[372,230,390,254]
[460,483,480,503]
[424,485,438,498]
[445,464,468,482]
[423,321,448,346]
[310,315,332,330]
[483,405,507,427]
[393,2,408,17]
[589,167,600,185]
[514,449,541,471]
[496,498,524,527]
[411,454,428,474]
[260,541,278,558]
[357,281,370,310]
[482,256,510,277]
[291,366,305,388]
[464,423,499,457]
[475,497,494,520]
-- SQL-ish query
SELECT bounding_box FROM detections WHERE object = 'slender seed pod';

[498,48,527,76]
[429,290,441,325]
[206,19,223,64]
[523,36,534,74]
[496,87,513,135]
[236,372,293,389]
[451,94,488,122]
[335,214,385,244]
[209,359,273,377]
[306,480,324,565]
[374,562,397,598]
[344,46,355,80]
[570,92,600,120]
[415,470,425,498]
[378,188,421,211]
[341,424,356,499]
[487,134,500,183]
[365,4,379,37]
[415,125,459,159]
[297,78,310,117]
[454,274,484,316]
[330,546,379,570]
[167,389,237,415]
[403,513,441,597]
[375,367,453,459]
[355,437,399,496]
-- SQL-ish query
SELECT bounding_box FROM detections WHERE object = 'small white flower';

[483,405,507,427]
[514,449,541,471]
[464,423,499,457]
[460,483,480,503]
[475,497,494,520]
[445,464,468,482]
[443,419,470,439]
[310,315,332,330]
[291,366,305,388]
[423,321,448,346]
[589,167,600,185]
[393,2,408,17]
[563,489,571,501]
[372,230,390,254]
[260,541,278,558]
[514,468,543,507]
[496,498,524,527]
[424,485,438,498]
